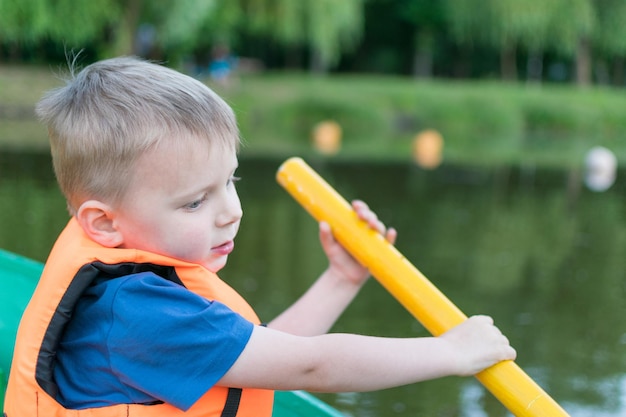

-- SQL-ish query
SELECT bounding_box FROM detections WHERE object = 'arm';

[220,315,516,392]
[268,200,396,335]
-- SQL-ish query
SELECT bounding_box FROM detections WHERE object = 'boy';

[4,57,515,417]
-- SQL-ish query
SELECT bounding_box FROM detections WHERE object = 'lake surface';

[1,150,625,416]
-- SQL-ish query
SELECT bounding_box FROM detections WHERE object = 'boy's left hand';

[319,200,397,286]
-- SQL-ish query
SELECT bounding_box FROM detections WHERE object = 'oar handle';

[276,157,570,417]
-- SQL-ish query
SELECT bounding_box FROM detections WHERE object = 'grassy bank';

[220,74,626,168]
[2,65,626,168]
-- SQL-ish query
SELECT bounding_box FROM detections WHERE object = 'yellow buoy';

[412,129,443,169]
[312,120,342,155]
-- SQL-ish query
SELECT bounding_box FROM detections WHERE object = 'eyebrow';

[178,159,239,200]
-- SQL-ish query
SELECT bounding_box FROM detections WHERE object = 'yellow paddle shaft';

[276,157,570,417]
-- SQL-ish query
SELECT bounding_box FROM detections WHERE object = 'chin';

[204,258,227,273]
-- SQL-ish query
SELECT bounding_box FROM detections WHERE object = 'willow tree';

[0,0,48,60]
[394,0,446,78]
[0,0,133,60]
[592,0,626,84]
[236,0,364,73]
[546,0,595,85]
[484,0,594,85]
[489,0,556,82]
[442,0,488,60]
[305,0,364,72]
[489,0,596,84]
[148,0,223,63]
[443,0,520,78]
[46,0,121,54]
[149,0,365,72]
[444,0,568,81]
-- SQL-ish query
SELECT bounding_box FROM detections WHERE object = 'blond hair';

[36,56,240,213]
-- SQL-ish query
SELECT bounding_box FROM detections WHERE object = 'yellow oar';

[276,157,570,417]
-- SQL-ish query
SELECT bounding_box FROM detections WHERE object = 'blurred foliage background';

[2,0,626,168]
[2,0,626,85]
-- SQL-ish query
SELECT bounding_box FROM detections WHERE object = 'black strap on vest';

[36,262,183,397]
[221,388,242,417]
[36,261,243,414]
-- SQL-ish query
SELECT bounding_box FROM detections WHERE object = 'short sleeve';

[105,272,254,410]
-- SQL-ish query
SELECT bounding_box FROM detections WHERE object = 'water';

[1,150,625,416]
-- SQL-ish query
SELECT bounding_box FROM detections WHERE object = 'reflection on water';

[1,150,625,416]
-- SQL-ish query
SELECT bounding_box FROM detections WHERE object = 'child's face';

[113,139,242,273]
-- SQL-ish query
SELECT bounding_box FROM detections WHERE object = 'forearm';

[221,317,514,392]
[298,333,459,392]
[267,268,364,335]
[221,328,460,392]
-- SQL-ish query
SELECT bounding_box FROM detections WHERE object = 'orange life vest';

[4,218,274,417]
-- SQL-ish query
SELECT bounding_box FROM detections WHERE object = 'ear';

[75,200,124,248]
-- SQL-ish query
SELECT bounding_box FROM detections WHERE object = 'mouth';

[212,240,234,256]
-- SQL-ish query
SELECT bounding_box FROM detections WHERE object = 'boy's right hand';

[440,315,517,376]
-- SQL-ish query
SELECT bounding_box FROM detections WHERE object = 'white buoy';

[584,146,617,192]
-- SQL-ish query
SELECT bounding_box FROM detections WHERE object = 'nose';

[216,189,243,227]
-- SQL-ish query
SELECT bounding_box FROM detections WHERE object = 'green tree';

[487,0,595,85]
[105,0,366,72]
[441,0,500,78]
[107,0,145,56]
[145,0,227,61]
[0,0,125,61]
[0,0,48,59]
[46,0,119,47]
[592,0,626,84]
[395,0,447,78]
[237,0,364,72]
[444,0,570,81]
[491,0,555,82]
[443,0,595,84]
[546,0,594,85]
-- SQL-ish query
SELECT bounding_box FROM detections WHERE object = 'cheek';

[119,213,182,254]
[167,222,212,253]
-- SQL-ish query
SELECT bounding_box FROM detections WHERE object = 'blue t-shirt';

[54,271,254,411]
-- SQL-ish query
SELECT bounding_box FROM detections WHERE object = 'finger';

[318,221,337,252]
[356,206,384,232]
[353,202,377,224]
[351,200,394,238]
[385,227,397,245]
[352,201,378,225]
[351,200,368,211]
[471,315,494,325]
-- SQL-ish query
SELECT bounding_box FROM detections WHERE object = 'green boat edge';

[0,248,343,417]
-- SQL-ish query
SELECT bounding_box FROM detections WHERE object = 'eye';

[183,193,208,211]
